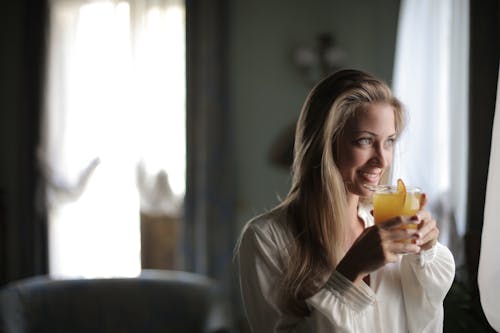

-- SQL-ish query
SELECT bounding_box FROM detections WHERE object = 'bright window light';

[44,0,185,278]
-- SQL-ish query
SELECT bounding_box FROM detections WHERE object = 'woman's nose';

[371,144,388,168]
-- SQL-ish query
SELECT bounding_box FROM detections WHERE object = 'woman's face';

[335,102,396,197]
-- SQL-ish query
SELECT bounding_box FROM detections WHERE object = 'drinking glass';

[370,184,422,229]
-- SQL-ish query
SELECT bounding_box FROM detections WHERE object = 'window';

[392,0,468,265]
[41,0,185,278]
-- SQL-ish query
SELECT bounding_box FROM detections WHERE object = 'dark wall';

[228,0,401,232]
[0,0,48,284]
[465,0,499,330]
[467,1,500,234]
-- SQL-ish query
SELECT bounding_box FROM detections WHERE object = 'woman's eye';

[356,138,372,145]
[385,137,396,147]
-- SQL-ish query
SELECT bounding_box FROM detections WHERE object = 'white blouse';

[237,207,455,333]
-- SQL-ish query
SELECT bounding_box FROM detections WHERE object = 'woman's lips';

[358,170,381,183]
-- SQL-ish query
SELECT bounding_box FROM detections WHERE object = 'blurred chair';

[0,269,227,333]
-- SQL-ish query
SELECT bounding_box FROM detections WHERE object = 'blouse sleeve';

[238,223,376,332]
[400,242,455,333]
[237,224,300,332]
[305,270,376,330]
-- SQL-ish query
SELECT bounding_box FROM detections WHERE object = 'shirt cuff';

[324,270,375,312]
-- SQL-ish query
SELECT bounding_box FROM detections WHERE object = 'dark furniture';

[0,269,224,333]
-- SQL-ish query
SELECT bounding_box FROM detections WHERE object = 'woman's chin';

[359,187,374,198]
[347,182,374,197]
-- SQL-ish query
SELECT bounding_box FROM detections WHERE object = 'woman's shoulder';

[243,208,289,240]
[239,208,292,256]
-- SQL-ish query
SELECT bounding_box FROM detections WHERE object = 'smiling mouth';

[359,171,381,183]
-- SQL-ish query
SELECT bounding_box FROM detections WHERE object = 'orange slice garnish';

[397,178,407,207]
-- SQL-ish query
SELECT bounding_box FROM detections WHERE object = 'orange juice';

[373,185,421,228]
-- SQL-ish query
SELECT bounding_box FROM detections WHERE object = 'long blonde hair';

[277,69,405,315]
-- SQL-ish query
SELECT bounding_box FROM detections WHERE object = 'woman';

[237,69,455,332]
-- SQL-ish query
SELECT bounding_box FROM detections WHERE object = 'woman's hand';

[414,193,439,251]
[336,216,421,285]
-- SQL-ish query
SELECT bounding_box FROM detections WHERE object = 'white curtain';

[478,68,500,331]
[41,0,185,278]
[392,0,469,265]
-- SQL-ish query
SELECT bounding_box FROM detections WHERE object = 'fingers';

[416,214,435,236]
[419,193,427,210]
[378,216,406,229]
[410,207,439,250]
[417,227,439,249]
[416,216,439,250]
[345,224,422,276]
[381,225,419,242]
[379,235,421,263]
[378,215,418,230]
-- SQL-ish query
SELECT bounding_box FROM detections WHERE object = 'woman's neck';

[344,192,365,250]
[346,192,360,224]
